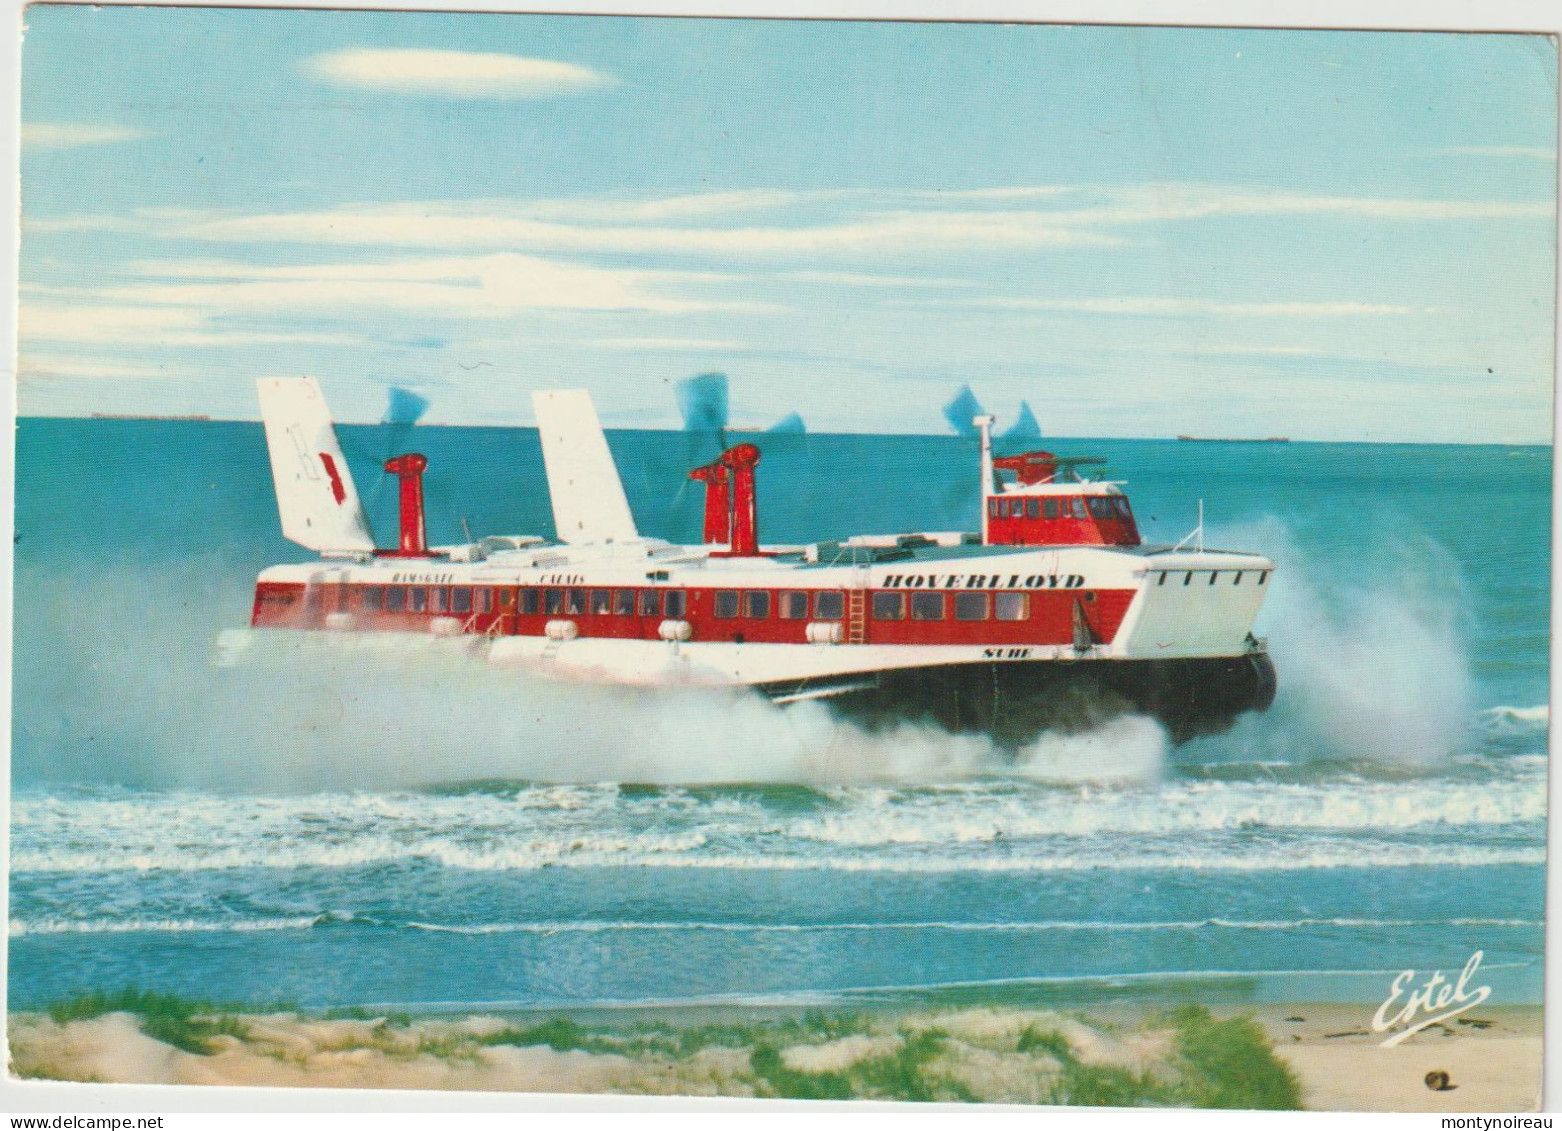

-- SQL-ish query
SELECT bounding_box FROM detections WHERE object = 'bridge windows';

[385,586,406,612]
[994,592,1029,621]
[1258,571,1269,585]
[1025,498,1041,519]
[743,591,771,619]
[451,587,473,614]
[954,592,989,621]
[430,588,448,614]
[361,586,383,611]
[543,588,563,615]
[910,592,945,621]
[872,592,906,620]
[1069,498,1087,519]
[410,587,429,613]
[1086,497,1115,519]
[1044,499,1059,519]
[477,588,493,614]
[640,590,663,617]
[590,588,612,615]
[815,592,844,620]
[613,589,635,616]
[664,591,686,618]
[780,591,809,619]
[714,590,740,618]
[564,588,585,615]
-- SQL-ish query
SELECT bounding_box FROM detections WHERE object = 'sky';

[15,7,1560,441]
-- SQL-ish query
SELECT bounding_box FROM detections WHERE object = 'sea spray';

[1185,516,1476,768]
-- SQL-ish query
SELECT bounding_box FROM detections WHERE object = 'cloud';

[103,253,766,316]
[175,202,1124,257]
[307,48,611,99]
[19,302,367,348]
[22,123,144,149]
[588,338,749,352]
[17,353,180,380]
[939,297,1420,317]
[136,179,1552,265]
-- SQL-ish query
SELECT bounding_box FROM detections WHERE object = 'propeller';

[941,384,985,438]
[366,385,434,529]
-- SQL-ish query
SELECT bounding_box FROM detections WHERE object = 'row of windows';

[1154,570,1268,587]
[332,585,1039,623]
[708,589,1031,622]
[988,495,1133,521]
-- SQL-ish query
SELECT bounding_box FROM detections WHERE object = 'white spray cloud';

[1187,516,1476,767]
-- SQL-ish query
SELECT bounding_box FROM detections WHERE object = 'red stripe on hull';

[251,580,1138,648]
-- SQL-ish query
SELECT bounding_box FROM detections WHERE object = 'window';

[429,587,446,614]
[743,591,771,619]
[714,590,740,618]
[995,592,1029,621]
[361,586,383,611]
[543,588,564,615]
[1070,498,1087,519]
[955,592,989,621]
[1026,498,1041,519]
[385,586,405,612]
[639,590,662,617]
[500,588,515,609]
[1157,572,1167,586]
[590,588,611,615]
[520,588,539,614]
[815,591,844,620]
[1114,497,1133,518]
[476,589,492,614]
[1044,499,1059,519]
[988,498,1001,518]
[1233,572,1243,586]
[451,587,472,614]
[411,587,428,613]
[1087,497,1114,519]
[614,589,635,616]
[566,588,586,615]
[1183,572,1193,586]
[664,591,686,618]
[1258,572,1269,585]
[1209,572,1219,586]
[872,592,906,620]
[780,591,809,619]
[910,592,945,621]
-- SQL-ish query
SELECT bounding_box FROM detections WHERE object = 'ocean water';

[8,419,1551,1011]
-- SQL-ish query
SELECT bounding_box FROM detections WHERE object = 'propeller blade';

[942,384,985,437]
[1001,400,1042,441]
[676,372,729,435]
[766,411,806,435]
[383,387,430,427]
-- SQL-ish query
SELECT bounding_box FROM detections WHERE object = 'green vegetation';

[26,992,1301,1109]
[1165,1005,1303,1110]
[45,988,259,1055]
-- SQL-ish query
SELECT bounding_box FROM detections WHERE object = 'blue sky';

[16,8,1559,441]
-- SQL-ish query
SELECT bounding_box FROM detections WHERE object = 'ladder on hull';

[846,564,869,645]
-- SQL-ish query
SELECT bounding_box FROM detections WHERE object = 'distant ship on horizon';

[1175,434,1289,443]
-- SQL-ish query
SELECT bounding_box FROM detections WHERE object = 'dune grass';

[26,990,1301,1108]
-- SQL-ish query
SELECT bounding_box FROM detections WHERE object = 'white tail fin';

[257,377,377,555]
[531,389,638,544]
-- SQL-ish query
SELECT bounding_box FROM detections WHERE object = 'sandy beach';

[6,997,1543,1110]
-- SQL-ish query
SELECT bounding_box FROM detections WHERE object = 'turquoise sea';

[8,419,1550,1011]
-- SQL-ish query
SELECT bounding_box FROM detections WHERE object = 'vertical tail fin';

[531,389,638,544]
[257,377,376,555]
